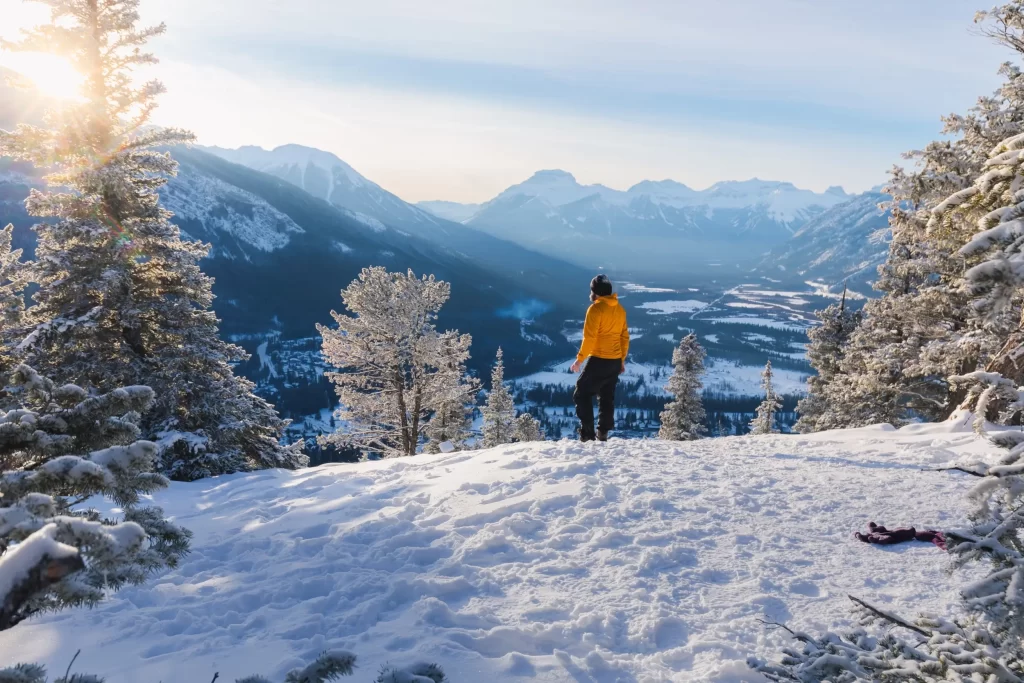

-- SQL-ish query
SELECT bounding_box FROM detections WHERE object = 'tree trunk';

[410,388,422,457]
[394,367,410,457]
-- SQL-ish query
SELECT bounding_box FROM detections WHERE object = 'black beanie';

[591,274,613,297]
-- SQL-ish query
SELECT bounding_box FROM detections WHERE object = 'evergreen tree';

[424,335,479,453]
[318,267,474,458]
[514,413,544,442]
[0,364,190,631]
[658,334,707,441]
[794,287,863,433]
[829,3,1024,429]
[0,0,303,480]
[935,130,1024,418]
[749,361,781,435]
[0,225,28,372]
[481,348,516,448]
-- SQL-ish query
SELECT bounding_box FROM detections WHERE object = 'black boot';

[597,429,608,442]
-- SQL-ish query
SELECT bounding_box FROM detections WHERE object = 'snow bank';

[621,283,676,294]
[637,300,708,315]
[516,358,808,397]
[0,426,992,682]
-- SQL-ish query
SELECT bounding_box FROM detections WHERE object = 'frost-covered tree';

[795,288,863,433]
[319,267,475,458]
[481,348,516,448]
[829,3,1024,430]
[424,401,474,454]
[658,334,707,441]
[375,662,449,683]
[0,364,190,631]
[933,131,1024,419]
[0,0,302,480]
[749,361,781,435]
[515,413,544,442]
[236,651,358,683]
[0,225,29,372]
[424,335,479,454]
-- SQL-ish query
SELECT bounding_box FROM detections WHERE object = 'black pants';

[574,357,621,438]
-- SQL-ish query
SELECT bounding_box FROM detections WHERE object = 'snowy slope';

[516,358,809,397]
[160,162,305,257]
[0,424,990,682]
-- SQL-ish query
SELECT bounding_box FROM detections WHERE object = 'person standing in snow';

[570,275,630,442]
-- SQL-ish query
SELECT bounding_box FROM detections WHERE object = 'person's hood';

[595,294,619,304]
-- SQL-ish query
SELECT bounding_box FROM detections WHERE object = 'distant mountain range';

[202,143,893,284]
[414,169,868,273]
[2,81,895,438]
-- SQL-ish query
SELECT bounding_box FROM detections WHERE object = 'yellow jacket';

[576,294,629,363]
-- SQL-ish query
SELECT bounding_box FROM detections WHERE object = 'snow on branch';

[0,525,83,631]
[0,365,189,629]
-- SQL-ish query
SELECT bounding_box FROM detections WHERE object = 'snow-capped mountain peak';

[203,144,371,198]
[705,177,793,193]
[202,143,442,232]
[626,179,698,205]
[525,169,577,183]
[491,169,622,207]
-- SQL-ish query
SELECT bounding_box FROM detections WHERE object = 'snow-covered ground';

[637,300,708,315]
[702,359,806,395]
[621,283,676,294]
[0,422,991,682]
[516,358,808,397]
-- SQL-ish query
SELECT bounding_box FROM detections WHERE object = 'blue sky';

[3,0,1011,202]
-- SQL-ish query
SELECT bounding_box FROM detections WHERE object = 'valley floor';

[0,421,994,682]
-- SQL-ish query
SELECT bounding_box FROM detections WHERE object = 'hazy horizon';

[0,0,1008,203]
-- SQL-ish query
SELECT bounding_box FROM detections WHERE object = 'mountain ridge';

[420,171,851,219]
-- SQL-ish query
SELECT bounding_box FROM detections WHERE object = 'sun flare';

[1,52,84,101]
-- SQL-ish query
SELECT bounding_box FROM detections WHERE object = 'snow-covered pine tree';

[481,348,517,448]
[931,130,1024,420]
[319,267,475,458]
[0,364,190,631]
[0,225,28,373]
[514,413,544,442]
[794,287,863,433]
[749,361,782,435]
[658,334,707,441]
[424,400,474,454]
[825,4,1024,430]
[424,334,480,453]
[374,662,449,683]
[0,0,303,480]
